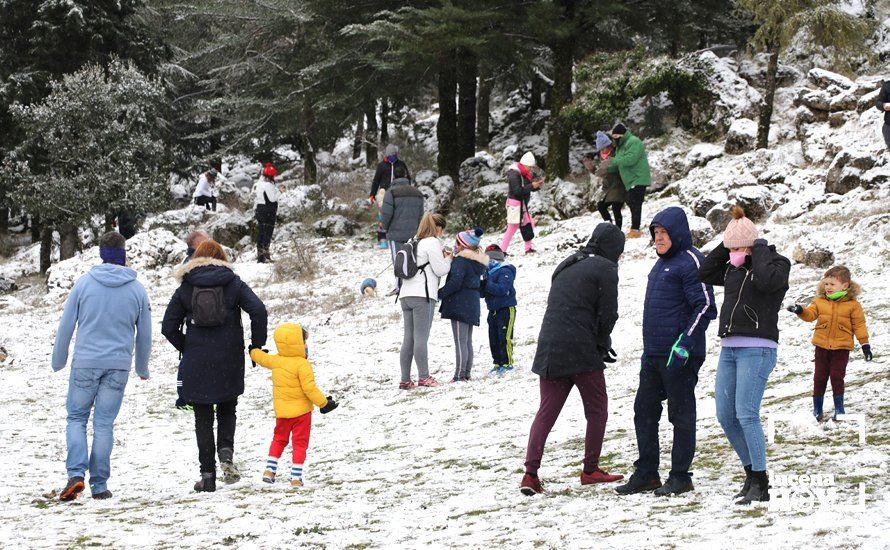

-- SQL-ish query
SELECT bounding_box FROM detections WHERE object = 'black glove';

[247,344,266,367]
[600,347,618,363]
[786,304,803,314]
[862,344,872,362]
[319,396,338,414]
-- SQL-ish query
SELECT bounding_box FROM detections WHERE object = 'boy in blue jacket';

[480,244,518,375]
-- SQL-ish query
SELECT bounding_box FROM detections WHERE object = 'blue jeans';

[715,347,777,472]
[66,368,129,494]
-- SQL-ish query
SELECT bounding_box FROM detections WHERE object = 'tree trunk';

[0,207,8,235]
[476,68,492,149]
[303,141,317,185]
[436,51,460,185]
[546,33,574,179]
[757,40,780,150]
[353,114,364,159]
[59,222,80,261]
[104,212,115,233]
[456,49,478,162]
[530,75,542,111]
[30,213,40,244]
[380,98,389,148]
[39,226,52,274]
[364,100,378,167]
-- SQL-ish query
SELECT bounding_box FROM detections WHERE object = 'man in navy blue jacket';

[617,207,717,497]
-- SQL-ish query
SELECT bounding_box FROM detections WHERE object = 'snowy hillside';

[0,182,888,548]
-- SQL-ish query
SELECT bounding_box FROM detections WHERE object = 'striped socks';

[291,464,304,481]
[265,457,278,474]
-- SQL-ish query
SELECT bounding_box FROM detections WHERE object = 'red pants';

[813,347,849,397]
[524,370,608,476]
[268,413,312,464]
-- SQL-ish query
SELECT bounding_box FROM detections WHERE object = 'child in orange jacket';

[250,323,338,487]
[787,265,872,421]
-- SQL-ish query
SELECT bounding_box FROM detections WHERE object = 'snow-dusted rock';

[313,215,358,237]
[0,277,16,294]
[125,229,189,272]
[826,150,878,195]
[725,118,758,154]
[550,179,589,219]
[729,185,776,222]
[458,184,507,231]
[807,68,855,91]
[857,88,882,113]
[277,185,325,223]
[145,206,220,237]
[207,211,252,248]
[687,213,715,248]
[797,88,832,111]
[678,51,762,136]
[424,175,455,212]
[414,169,438,187]
[685,143,724,168]
[459,153,500,190]
[792,235,834,268]
[738,54,802,88]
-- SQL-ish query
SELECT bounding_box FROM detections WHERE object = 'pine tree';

[12,59,166,269]
[737,0,870,148]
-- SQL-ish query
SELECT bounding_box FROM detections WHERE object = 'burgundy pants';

[524,370,608,476]
[813,347,849,397]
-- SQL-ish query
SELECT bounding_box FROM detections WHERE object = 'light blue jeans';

[66,368,129,494]
[714,347,777,472]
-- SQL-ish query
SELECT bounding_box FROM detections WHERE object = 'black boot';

[194,472,216,492]
[654,476,694,496]
[257,246,267,263]
[218,447,240,484]
[615,473,662,495]
[734,465,753,498]
[736,470,769,505]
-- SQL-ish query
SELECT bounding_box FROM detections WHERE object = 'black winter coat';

[698,241,790,343]
[370,159,411,197]
[532,223,625,379]
[161,258,268,404]
[439,255,487,326]
[507,167,534,203]
[876,80,890,125]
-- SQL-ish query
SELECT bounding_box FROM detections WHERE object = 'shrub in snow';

[792,236,834,268]
[313,215,358,237]
[414,169,438,187]
[826,150,878,195]
[724,118,758,154]
[277,185,325,223]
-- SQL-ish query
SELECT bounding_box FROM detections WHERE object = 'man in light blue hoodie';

[52,232,152,501]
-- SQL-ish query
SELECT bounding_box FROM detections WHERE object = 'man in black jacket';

[877,79,890,151]
[520,223,626,496]
[380,164,424,295]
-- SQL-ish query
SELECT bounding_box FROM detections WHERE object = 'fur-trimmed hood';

[816,279,861,300]
[174,257,236,286]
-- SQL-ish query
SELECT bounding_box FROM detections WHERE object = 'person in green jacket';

[607,123,651,238]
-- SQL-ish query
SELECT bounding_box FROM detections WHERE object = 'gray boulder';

[313,215,358,237]
[725,118,758,154]
[793,236,834,268]
[825,150,878,195]
[458,183,507,231]
[0,277,16,294]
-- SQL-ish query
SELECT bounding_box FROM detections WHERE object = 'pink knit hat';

[723,206,758,248]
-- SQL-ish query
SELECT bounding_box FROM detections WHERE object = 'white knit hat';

[519,152,536,167]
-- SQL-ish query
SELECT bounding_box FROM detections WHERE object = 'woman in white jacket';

[398,212,451,389]
[193,169,218,211]
[254,163,285,263]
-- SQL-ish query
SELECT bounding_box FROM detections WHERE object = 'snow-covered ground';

[0,188,887,549]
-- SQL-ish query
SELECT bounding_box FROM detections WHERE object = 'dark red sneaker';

[520,473,544,496]
[59,476,85,502]
[581,468,625,485]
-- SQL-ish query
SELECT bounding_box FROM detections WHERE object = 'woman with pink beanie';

[698,206,791,506]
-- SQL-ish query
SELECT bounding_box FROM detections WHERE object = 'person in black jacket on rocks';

[369,144,411,249]
[520,223,626,496]
[698,206,790,505]
[876,79,890,151]
[161,240,268,493]
[380,164,424,295]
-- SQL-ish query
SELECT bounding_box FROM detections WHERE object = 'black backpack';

[190,286,228,327]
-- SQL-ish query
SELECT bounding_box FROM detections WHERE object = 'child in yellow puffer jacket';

[250,323,338,487]
[787,265,872,421]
